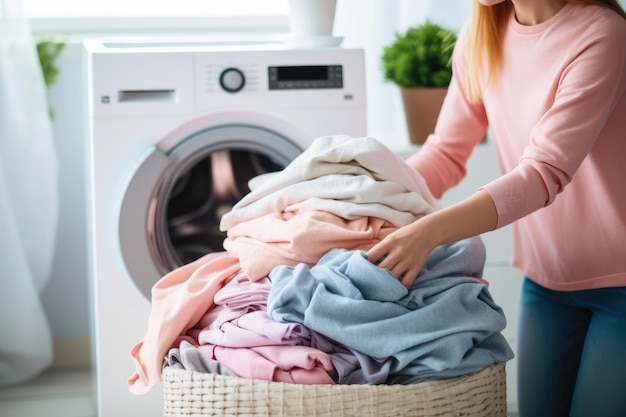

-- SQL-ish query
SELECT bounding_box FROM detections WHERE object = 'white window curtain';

[0,0,59,385]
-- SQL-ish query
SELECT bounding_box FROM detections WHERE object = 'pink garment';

[236,311,310,343]
[191,272,328,383]
[213,272,271,310]
[131,258,333,391]
[201,344,335,384]
[128,252,241,394]
[224,210,395,280]
[195,272,272,329]
[407,3,626,291]
[198,311,310,348]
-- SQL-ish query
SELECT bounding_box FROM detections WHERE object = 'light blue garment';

[268,238,514,382]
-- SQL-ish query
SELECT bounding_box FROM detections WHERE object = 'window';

[23,0,290,35]
[22,0,288,18]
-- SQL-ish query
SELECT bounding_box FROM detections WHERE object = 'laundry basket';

[162,361,507,417]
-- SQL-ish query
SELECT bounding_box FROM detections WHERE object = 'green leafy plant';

[382,20,457,88]
[37,38,66,87]
[36,37,66,118]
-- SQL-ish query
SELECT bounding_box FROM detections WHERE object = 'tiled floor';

[0,369,95,417]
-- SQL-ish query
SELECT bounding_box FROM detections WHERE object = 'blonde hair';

[465,0,626,102]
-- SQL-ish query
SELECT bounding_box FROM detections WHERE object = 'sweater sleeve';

[483,12,626,228]
[405,28,489,199]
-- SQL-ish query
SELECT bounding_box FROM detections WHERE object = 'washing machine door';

[119,124,302,300]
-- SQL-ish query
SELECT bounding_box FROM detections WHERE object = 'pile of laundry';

[127,135,513,395]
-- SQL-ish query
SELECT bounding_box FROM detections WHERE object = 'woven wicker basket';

[162,361,507,417]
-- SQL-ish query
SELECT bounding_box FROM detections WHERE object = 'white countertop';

[368,131,421,159]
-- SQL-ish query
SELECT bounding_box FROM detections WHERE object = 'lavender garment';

[198,310,311,348]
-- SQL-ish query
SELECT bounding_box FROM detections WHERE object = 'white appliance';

[84,39,367,417]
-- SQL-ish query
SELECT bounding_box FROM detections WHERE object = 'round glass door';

[156,148,284,269]
[119,124,303,299]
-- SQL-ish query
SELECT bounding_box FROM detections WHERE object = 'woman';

[367,0,626,416]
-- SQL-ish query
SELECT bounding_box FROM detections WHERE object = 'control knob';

[219,67,245,93]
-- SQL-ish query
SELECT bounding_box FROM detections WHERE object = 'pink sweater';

[407,3,626,291]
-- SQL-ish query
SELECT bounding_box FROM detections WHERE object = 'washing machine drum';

[119,124,302,300]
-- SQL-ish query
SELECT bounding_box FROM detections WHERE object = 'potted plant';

[382,20,457,145]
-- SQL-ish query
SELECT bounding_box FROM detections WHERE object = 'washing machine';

[84,38,367,417]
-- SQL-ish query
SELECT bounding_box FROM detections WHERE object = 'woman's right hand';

[366,217,438,289]
[367,189,499,288]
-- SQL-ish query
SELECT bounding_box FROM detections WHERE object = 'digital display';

[277,66,328,81]
[268,65,343,90]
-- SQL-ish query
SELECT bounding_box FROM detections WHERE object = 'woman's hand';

[367,189,499,289]
[366,218,437,289]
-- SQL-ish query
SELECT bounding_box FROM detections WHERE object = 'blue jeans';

[517,278,626,417]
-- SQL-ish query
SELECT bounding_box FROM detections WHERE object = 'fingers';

[365,244,385,265]
[399,266,421,289]
[366,246,395,275]
[367,245,414,288]
[367,239,424,289]
[367,234,402,265]
[387,261,420,289]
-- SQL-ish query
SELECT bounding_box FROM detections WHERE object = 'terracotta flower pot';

[400,87,447,145]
